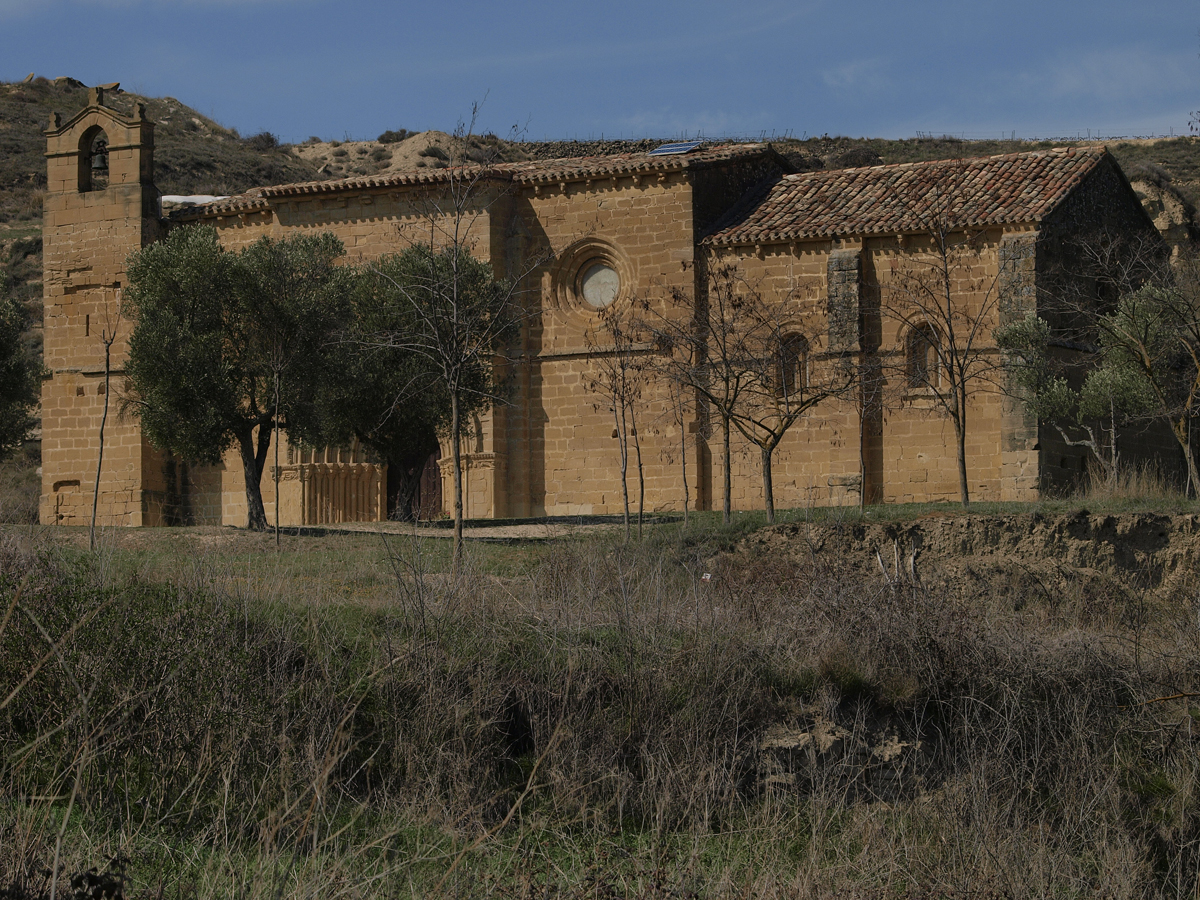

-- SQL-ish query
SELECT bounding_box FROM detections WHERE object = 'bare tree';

[881,187,1005,510]
[367,108,538,572]
[584,302,648,542]
[90,295,120,551]
[661,377,694,527]
[644,262,757,524]
[730,320,856,524]
[369,247,518,573]
[644,260,851,523]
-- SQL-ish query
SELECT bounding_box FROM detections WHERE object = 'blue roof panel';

[648,140,704,156]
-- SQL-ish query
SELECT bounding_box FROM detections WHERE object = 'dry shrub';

[2,528,1200,897]
[1081,457,1184,503]
[0,450,40,524]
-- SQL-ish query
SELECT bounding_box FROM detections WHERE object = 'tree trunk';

[631,407,644,540]
[1171,418,1200,498]
[450,391,464,576]
[1184,441,1199,499]
[1108,400,1119,493]
[238,431,269,531]
[615,404,630,543]
[722,415,732,525]
[90,342,111,551]
[761,445,775,525]
[1052,422,1110,489]
[680,417,689,528]
[274,373,280,549]
[954,410,970,510]
[387,462,420,522]
[387,435,439,521]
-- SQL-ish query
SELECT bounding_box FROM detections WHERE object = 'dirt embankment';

[743,511,1200,598]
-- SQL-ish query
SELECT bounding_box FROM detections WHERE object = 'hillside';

[4,78,1200,319]
[0,77,322,223]
[6,76,1200,232]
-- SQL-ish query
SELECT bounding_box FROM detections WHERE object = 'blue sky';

[2,0,1196,144]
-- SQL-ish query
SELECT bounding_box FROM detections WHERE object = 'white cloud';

[612,107,779,140]
[821,57,891,93]
[1011,44,1194,105]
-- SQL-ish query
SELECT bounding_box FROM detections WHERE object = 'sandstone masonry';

[41,96,1170,527]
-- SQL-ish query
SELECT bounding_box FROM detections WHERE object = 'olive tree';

[997,313,1154,490]
[999,233,1199,495]
[292,260,460,521]
[122,226,349,530]
[1090,280,1200,492]
[367,244,518,569]
[0,292,39,460]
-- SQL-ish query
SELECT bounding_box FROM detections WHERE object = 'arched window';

[777,334,809,397]
[78,126,109,192]
[906,323,939,388]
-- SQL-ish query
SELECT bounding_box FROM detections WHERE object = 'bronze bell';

[90,139,108,173]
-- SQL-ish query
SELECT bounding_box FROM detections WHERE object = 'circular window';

[580,262,620,309]
[550,237,633,315]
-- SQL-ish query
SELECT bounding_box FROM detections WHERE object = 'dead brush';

[3,525,1200,897]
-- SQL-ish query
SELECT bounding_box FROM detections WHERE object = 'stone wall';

[45,109,1170,526]
[40,91,166,527]
[506,171,697,516]
[704,228,1026,510]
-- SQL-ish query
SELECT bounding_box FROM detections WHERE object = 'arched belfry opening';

[78,125,109,192]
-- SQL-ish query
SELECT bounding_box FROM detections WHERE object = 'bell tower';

[41,86,168,525]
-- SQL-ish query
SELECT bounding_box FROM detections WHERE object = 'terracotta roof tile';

[170,144,780,220]
[503,143,777,183]
[170,187,270,218]
[703,147,1110,246]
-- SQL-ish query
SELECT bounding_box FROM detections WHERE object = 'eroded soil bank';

[742,511,1200,598]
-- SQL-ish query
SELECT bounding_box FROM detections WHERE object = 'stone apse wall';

[702,227,1039,510]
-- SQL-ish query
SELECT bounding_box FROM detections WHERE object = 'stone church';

[40,89,1166,527]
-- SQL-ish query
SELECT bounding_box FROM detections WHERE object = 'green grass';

[14,481,1200,597]
[0,223,42,240]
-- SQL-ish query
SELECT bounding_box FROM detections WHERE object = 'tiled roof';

[502,143,778,183]
[703,147,1110,246]
[170,144,781,220]
[169,169,488,218]
[171,187,270,218]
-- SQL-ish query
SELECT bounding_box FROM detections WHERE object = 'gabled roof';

[170,144,783,220]
[703,147,1111,247]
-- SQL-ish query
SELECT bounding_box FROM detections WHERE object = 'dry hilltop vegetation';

[3,75,1200,898]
